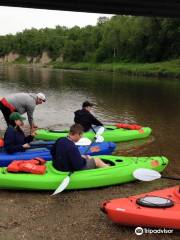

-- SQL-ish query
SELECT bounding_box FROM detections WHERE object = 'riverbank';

[51,59,180,78]
[7,58,180,78]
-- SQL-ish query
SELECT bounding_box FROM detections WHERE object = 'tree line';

[0,16,180,63]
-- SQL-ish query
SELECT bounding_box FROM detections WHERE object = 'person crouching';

[4,112,35,154]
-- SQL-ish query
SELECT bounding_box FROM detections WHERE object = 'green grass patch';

[51,59,180,78]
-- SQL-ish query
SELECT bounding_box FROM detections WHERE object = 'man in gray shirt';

[0,92,46,131]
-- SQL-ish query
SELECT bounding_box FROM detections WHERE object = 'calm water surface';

[0,65,180,175]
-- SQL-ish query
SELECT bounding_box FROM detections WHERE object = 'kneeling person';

[51,124,109,172]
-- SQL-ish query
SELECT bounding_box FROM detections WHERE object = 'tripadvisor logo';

[135,227,174,235]
[135,227,143,235]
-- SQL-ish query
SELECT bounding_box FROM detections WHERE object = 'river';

[0,65,180,170]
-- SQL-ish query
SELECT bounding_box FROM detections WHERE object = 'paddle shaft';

[162,176,180,181]
[81,126,101,155]
[83,137,97,155]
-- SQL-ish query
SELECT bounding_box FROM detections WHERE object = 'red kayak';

[101,186,180,229]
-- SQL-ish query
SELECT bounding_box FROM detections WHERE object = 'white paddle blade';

[95,135,104,143]
[133,168,161,181]
[51,176,70,196]
[96,127,105,136]
[75,137,92,146]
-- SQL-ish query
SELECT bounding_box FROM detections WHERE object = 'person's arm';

[4,128,24,154]
[89,113,103,126]
[67,145,86,171]
[25,104,35,128]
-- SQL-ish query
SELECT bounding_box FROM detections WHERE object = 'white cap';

[37,93,46,102]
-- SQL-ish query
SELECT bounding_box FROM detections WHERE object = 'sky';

[0,6,113,36]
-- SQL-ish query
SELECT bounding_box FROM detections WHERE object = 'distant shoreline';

[3,58,180,78]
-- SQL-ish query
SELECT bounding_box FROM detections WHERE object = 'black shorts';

[82,157,96,170]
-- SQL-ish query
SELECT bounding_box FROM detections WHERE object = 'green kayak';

[35,125,152,142]
[0,155,168,190]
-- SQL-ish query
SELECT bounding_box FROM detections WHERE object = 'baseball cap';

[9,112,26,121]
[37,93,46,102]
[82,101,94,108]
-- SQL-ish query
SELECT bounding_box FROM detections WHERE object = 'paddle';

[30,137,93,149]
[133,168,180,181]
[51,126,105,196]
[30,141,55,149]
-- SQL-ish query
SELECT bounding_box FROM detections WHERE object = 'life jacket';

[0,138,4,147]
[7,157,46,175]
[0,98,16,112]
[115,123,143,130]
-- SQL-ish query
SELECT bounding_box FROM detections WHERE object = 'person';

[4,112,36,154]
[74,101,103,132]
[51,123,109,172]
[0,92,46,131]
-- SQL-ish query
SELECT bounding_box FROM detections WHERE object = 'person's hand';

[81,155,90,160]
[30,126,38,135]
[30,131,37,137]
[23,143,30,149]
[32,123,38,129]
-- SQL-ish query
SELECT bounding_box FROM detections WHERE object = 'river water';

[0,64,180,176]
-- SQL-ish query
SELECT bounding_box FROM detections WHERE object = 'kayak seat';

[100,159,115,166]
[136,195,174,208]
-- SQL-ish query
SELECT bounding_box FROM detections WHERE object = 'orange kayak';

[101,186,180,229]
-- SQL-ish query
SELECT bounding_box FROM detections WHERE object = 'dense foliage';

[0,16,180,63]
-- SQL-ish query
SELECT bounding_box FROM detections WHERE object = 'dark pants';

[0,102,15,126]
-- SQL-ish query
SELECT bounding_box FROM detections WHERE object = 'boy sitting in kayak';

[4,112,36,154]
[51,124,109,172]
[74,101,103,132]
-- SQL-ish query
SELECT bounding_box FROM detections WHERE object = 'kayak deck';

[102,186,180,229]
[35,125,152,142]
[0,155,168,190]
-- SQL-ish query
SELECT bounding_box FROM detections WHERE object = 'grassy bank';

[52,59,180,78]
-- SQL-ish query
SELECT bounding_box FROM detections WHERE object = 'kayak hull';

[35,126,152,142]
[102,186,180,229]
[0,155,168,190]
[0,142,116,167]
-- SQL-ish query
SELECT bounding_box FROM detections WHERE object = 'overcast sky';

[0,6,113,36]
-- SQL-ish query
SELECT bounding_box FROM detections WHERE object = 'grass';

[52,59,180,78]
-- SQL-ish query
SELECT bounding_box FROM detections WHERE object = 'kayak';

[0,148,51,167]
[0,142,116,167]
[35,125,152,142]
[0,155,168,190]
[101,186,180,229]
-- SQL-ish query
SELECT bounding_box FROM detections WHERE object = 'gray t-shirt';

[6,93,37,126]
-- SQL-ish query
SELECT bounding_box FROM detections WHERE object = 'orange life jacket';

[115,123,142,130]
[7,157,46,175]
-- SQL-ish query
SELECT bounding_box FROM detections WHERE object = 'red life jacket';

[0,138,4,147]
[0,98,16,112]
[115,123,142,130]
[7,157,46,175]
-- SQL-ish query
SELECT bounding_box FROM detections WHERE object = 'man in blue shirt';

[51,124,109,172]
